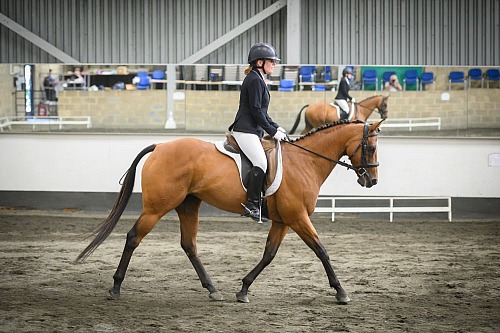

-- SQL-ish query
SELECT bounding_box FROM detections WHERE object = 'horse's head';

[346,120,383,188]
[376,96,389,120]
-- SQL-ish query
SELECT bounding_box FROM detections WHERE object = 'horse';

[289,95,389,135]
[76,119,384,305]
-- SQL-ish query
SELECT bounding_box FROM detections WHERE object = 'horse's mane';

[359,95,383,103]
[291,119,364,143]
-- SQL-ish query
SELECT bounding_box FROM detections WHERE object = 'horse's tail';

[75,144,157,263]
[289,104,308,135]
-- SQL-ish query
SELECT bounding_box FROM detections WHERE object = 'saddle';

[330,101,354,121]
[215,133,282,196]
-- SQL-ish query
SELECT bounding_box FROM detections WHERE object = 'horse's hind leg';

[109,211,163,300]
[176,195,223,301]
[236,221,289,303]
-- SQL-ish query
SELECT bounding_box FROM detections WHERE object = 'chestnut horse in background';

[77,120,384,305]
[289,95,389,135]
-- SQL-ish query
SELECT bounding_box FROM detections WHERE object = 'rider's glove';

[273,130,288,142]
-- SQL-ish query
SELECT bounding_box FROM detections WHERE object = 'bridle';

[285,122,379,177]
[354,97,387,118]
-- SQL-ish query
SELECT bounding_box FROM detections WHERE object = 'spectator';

[385,74,402,92]
[42,69,58,101]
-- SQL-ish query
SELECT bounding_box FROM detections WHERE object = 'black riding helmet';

[248,43,280,74]
[342,66,354,76]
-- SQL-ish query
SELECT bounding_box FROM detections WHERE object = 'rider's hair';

[244,64,253,75]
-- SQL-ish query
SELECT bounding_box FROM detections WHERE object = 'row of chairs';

[135,66,500,91]
[449,68,500,89]
[134,70,166,90]
[362,68,499,91]
[362,69,429,90]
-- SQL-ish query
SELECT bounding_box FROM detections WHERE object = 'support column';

[287,0,301,64]
[164,64,177,129]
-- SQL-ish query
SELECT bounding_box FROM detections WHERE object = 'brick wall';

[57,87,499,132]
[0,65,15,117]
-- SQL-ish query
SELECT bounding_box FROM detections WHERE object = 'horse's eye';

[368,146,376,154]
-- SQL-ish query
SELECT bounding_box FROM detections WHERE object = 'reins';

[284,122,378,176]
[284,140,356,171]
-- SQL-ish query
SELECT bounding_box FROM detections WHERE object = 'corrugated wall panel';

[0,0,498,65]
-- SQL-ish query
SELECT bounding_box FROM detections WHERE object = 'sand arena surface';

[0,210,499,332]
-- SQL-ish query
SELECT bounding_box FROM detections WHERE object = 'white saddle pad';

[214,141,283,197]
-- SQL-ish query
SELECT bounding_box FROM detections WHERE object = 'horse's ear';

[370,119,385,132]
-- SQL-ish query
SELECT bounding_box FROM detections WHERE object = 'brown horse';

[289,95,389,135]
[76,120,384,305]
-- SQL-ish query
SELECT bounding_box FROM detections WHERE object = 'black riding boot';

[242,166,267,222]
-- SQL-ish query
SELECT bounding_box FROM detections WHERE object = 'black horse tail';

[75,144,157,263]
[289,104,308,135]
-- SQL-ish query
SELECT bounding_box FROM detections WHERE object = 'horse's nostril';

[372,179,378,185]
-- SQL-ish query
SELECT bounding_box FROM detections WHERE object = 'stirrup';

[241,203,269,223]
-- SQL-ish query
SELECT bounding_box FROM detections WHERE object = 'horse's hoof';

[336,293,350,305]
[209,291,224,301]
[236,291,249,303]
[107,288,120,300]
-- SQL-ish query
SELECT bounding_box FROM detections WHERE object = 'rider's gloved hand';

[273,130,288,142]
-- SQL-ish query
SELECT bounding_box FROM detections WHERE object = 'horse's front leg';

[176,195,223,301]
[290,217,350,304]
[236,221,289,303]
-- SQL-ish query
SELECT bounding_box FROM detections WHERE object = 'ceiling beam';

[0,12,80,63]
[180,0,287,64]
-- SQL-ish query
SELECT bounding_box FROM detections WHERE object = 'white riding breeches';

[232,131,267,173]
[335,99,349,114]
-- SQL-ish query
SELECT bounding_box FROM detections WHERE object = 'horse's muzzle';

[357,174,378,188]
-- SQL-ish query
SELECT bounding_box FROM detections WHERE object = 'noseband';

[348,122,380,177]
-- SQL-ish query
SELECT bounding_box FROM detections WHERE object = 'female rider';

[335,67,355,119]
[228,43,288,222]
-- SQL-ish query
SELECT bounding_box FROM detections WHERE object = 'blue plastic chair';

[152,70,166,80]
[448,71,466,90]
[403,70,419,90]
[468,68,483,88]
[362,70,378,90]
[324,66,332,81]
[299,66,315,82]
[420,72,435,90]
[137,71,149,78]
[485,68,499,88]
[279,79,295,91]
[299,66,315,90]
[381,71,396,90]
[136,76,151,90]
[313,84,326,91]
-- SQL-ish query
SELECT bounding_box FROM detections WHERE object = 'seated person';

[69,67,86,88]
[385,74,402,92]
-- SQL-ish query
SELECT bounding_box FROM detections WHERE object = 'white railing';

[0,116,92,131]
[314,196,452,222]
[381,117,441,131]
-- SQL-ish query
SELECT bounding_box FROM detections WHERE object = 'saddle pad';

[215,140,283,197]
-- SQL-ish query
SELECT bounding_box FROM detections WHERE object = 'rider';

[335,67,355,120]
[228,43,289,222]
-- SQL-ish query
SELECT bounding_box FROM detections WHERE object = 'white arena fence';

[315,196,452,222]
[380,117,441,131]
[0,116,92,131]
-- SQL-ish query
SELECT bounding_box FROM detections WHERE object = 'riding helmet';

[342,66,354,76]
[248,43,281,64]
